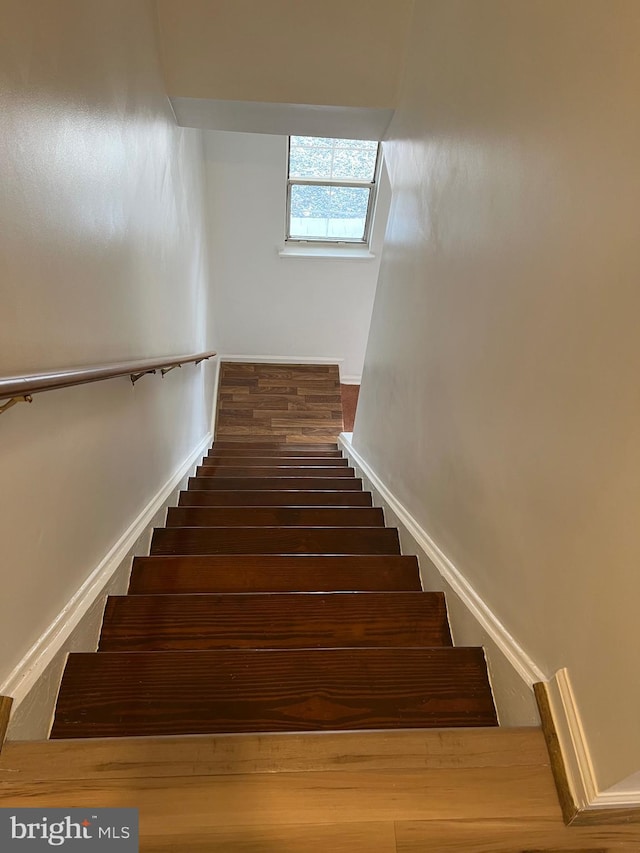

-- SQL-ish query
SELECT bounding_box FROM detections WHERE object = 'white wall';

[0,0,214,706]
[203,131,390,381]
[354,0,640,794]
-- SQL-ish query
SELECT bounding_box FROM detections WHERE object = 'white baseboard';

[545,669,640,809]
[338,433,545,685]
[338,432,640,812]
[340,375,362,385]
[2,431,212,739]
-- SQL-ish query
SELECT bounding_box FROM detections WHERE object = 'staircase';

[6,364,636,849]
[51,436,497,738]
[49,363,497,738]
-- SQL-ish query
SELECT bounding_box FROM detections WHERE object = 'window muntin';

[286,136,380,245]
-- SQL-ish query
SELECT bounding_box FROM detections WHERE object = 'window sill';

[278,245,376,261]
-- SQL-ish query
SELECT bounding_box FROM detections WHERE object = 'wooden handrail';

[0,350,217,410]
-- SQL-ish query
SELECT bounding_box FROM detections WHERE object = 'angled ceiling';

[155,0,414,138]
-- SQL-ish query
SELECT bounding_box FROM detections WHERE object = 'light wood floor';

[215,362,343,444]
[1,728,638,851]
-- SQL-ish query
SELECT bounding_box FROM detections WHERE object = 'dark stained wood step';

[178,491,373,507]
[195,465,354,478]
[208,448,343,458]
[98,592,452,651]
[128,555,422,594]
[211,442,339,451]
[166,507,384,528]
[188,477,363,491]
[202,456,349,467]
[50,647,497,738]
[150,526,400,556]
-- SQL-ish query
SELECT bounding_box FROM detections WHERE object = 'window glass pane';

[290,136,336,148]
[289,184,370,240]
[331,146,377,181]
[289,145,332,179]
[289,137,378,182]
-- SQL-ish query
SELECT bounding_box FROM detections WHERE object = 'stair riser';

[150,527,401,556]
[165,507,384,528]
[99,592,452,651]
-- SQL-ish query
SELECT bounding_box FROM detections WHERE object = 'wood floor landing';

[215,362,344,444]
[2,729,638,851]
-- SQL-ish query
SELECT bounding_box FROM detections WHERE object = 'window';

[286,136,380,246]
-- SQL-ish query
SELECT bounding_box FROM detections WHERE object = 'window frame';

[285,137,382,248]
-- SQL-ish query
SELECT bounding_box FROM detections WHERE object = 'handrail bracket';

[0,395,33,416]
[161,364,182,377]
[130,369,156,385]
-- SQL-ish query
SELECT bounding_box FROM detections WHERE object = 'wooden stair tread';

[99,592,452,651]
[128,555,422,594]
[208,448,343,458]
[202,456,349,467]
[150,526,400,556]
[188,476,363,490]
[166,506,384,527]
[211,442,339,451]
[178,490,373,507]
[195,465,355,477]
[51,648,498,739]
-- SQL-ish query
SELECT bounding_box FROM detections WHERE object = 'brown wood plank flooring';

[98,592,452,651]
[128,555,423,594]
[4,730,640,850]
[50,647,497,738]
[215,363,343,444]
